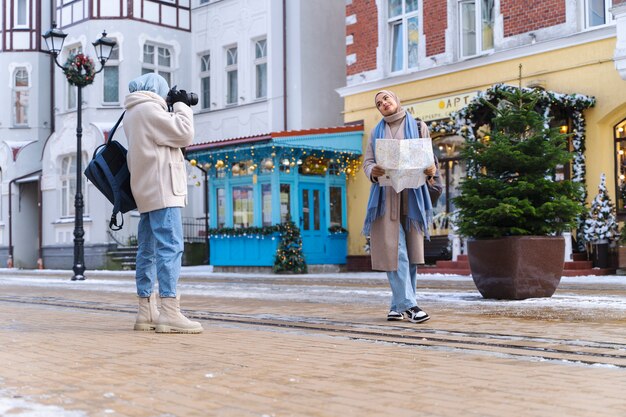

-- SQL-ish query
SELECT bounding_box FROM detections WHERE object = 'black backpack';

[84,112,137,230]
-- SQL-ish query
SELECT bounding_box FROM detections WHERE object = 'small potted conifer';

[583,174,619,268]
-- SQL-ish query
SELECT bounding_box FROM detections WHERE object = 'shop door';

[299,183,326,264]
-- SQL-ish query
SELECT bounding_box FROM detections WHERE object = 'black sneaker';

[386,310,404,321]
[403,306,430,323]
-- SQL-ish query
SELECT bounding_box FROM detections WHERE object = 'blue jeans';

[135,207,183,298]
[386,224,418,312]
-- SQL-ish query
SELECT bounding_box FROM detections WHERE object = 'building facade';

[0,0,350,270]
[340,0,626,266]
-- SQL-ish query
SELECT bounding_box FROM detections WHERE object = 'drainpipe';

[8,170,43,268]
[283,0,287,131]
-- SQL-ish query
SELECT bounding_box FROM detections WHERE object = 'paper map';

[375,138,435,192]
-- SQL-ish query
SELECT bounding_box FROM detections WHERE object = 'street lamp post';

[43,24,116,280]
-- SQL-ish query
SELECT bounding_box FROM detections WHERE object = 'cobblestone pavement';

[0,269,625,417]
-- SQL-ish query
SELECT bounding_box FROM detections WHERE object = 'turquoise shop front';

[185,125,363,267]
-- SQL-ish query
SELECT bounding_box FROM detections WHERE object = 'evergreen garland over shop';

[206,222,308,274]
[583,173,620,244]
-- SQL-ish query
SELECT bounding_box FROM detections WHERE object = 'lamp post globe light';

[43,25,116,280]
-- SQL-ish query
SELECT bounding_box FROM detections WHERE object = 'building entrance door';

[299,183,326,264]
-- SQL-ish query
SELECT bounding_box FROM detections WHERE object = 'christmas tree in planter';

[273,221,307,274]
[454,86,585,299]
[583,173,619,268]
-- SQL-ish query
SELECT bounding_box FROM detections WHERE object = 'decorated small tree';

[273,221,307,274]
[583,173,619,244]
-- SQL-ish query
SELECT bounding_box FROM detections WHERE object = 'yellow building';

[340,31,626,264]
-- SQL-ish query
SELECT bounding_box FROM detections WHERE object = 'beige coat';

[362,119,430,271]
[123,91,194,213]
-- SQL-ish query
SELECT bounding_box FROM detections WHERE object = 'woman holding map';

[362,90,436,324]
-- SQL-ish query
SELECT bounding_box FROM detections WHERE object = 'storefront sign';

[405,92,479,121]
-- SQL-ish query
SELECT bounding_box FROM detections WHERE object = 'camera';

[166,85,198,109]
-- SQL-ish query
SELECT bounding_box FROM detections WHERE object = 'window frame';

[199,52,211,110]
[458,0,495,60]
[387,0,420,74]
[584,0,614,29]
[142,42,174,87]
[12,67,29,127]
[225,45,238,105]
[14,0,29,28]
[60,154,88,218]
[102,43,120,105]
[254,38,268,100]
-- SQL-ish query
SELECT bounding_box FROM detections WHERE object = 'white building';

[0,0,346,270]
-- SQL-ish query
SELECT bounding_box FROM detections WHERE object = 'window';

[216,187,226,227]
[15,0,28,27]
[142,43,172,86]
[388,0,419,72]
[13,67,29,126]
[262,183,272,226]
[615,119,626,214]
[200,53,210,109]
[61,155,87,217]
[226,46,238,105]
[459,0,494,59]
[585,0,613,28]
[67,46,81,109]
[103,43,119,104]
[254,39,267,99]
[329,187,343,228]
[232,185,253,228]
[280,184,291,223]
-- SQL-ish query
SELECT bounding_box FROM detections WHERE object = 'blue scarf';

[362,116,432,238]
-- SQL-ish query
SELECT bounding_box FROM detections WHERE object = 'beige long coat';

[123,91,194,213]
[362,119,430,271]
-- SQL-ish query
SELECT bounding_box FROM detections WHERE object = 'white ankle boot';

[155,295,203,334]
[134,293,160,331]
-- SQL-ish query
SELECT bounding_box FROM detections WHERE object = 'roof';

[186,123,364,152]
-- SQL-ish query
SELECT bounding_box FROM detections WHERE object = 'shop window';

[200,53,210,109]
[615,119,626,214]
[12,67,29,126]
[388,0,419,72]
[280,184,291,223]
[232,185,253,228]
[459,0,494,59]
[329,187,343,227]
[142,43,172,86]
[216,187,226,227]
[584,0,613,28]
[103,43,120,104]
[262,183,272,226]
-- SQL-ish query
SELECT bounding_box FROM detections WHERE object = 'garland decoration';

[63,53,96,87]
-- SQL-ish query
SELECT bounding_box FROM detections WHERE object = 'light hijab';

[128,73,170,99]
[362,90,432,237]
[375,90,407,124]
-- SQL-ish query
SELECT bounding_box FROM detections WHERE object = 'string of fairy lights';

[187,143,362,182]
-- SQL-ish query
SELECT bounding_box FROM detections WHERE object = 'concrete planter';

[467,236,565,300]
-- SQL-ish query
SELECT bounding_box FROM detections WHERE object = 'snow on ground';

[0,389,86,417]
[1,272,625,310]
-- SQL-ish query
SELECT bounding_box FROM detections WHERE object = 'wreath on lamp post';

[63,53,96,87]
